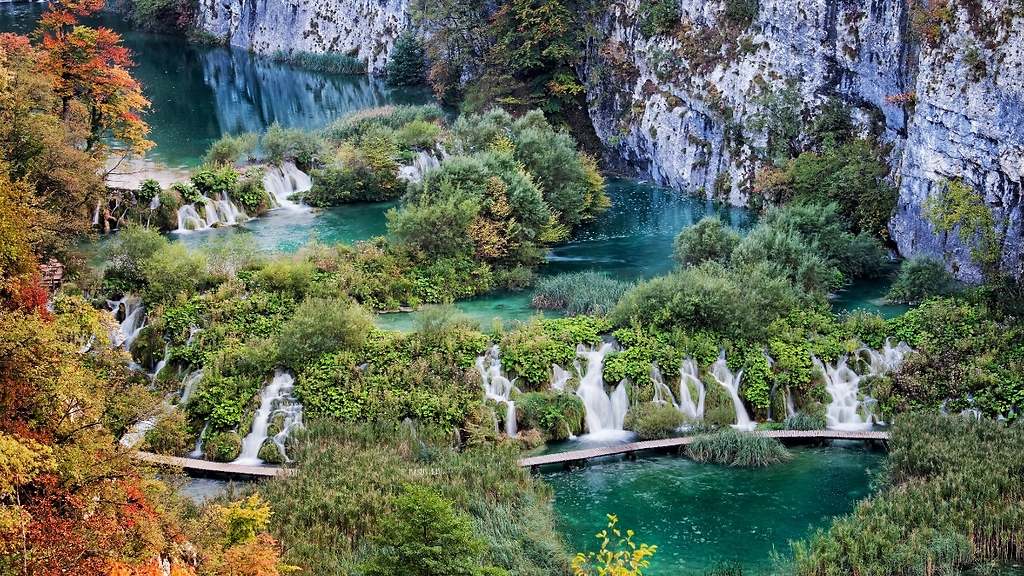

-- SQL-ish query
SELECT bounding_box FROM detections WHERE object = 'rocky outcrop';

[581,0,1023,280]
[196,0,410,73]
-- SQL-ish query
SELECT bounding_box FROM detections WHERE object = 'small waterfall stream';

[550,364,573,392]
[677,358,706,420]
[817,338,912,430]
[107,296,146,350]
[234,370,303,465]
[709,351,755,431]
[175,192,249,233]
[475,345,519,436]
[263,161,311,210]
[574,343,629,436]
[398,150,442,184]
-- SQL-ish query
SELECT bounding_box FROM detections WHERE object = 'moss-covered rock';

[266,412,287,437]
[130,325,163,369]
[624,402,686,440]
[203,431,242,462]
[142,411,192,456]
[257,439,285,464]
[518,391,584,441]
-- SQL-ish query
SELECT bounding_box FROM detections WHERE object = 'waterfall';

[119,416,158,448]
[818,338,912,430]
[234,370,303,465]
[398,150,442,184]
[550,364,573,392]
[574,343,629,435]
[189,422,209,458]
[475,345,520,437]
[263,162,311,210]
[179,369,203,405]
[151,344,170,381]
[785,388,797,419]
[174,192,249,233]
[678,358,706,420]
[709,351,755,431]
[107,296,146,350]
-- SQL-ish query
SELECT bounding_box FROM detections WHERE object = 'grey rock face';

[196,0,410,73]
[582,0,1022,280]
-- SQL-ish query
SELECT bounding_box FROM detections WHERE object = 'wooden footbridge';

[134,429,888,479]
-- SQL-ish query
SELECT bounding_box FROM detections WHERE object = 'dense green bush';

[262,123,324,166]
[624,403,685,440]
[141,243,207,304]
[886,256,959,304]
[251,258,315,298]
[277,297,373,370]
[142,410,192,456]
[324,105,445,144]
[531,272,629,315]
[230,168,270,213]
[137,178,161,204]
[518,391,585,440]
[639,0,680,36]
[204,133,258,165]
[685,429,791,467]
[191,165,239,199]
[388,197,480,259]
[203,431,242,462]
[673,216,741,267]
[102,225,168,294]
[385,32,428,86]
[258,422,571,575]
[792,414,1024,574]
[499,317,608,388]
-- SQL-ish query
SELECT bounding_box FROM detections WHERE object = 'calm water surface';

[544,445,882,575]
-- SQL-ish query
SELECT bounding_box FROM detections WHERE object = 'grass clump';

[685,429,791,467]
[270,49,367,74]
[792,414,1024,574]
[783,412,825,431]
[624,402,686,440]
[531,272,630,316]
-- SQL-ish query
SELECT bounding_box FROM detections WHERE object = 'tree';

[673,216,740,267]
[363,485,494,576]
[36,0,152,154]
[386,32,427,86]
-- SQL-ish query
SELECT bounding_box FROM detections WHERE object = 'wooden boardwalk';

[516,429,889,470]
[135,430,887,479]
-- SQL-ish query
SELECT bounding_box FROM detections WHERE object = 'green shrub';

[172,182,204,205]
[324,105,445,143]
[388,197,480,259]
[639,0,680,36]
[673,216,741,267]
[269,49,367,74]
[142,410,191,456]
[102,225,168,294]
[531,272,629,315]
[141,243,207,304]
[395,119,441,150]
[499,317,607,388]
[262,123,324,166]
[257,439,285,465]
[203,430,242,462]
[191,165,239,199]
[277,297,373,370]
[783,412,825,430]
[519,391,585,440]
[724,0,759,28]
[624,403,685,440]
[204,133,258,165]
[685,429,791,467]
[385,32,427,86]
[887,256,959,304]
[137,178,161,204]
[251,258,315,298]
[230,168,270,212]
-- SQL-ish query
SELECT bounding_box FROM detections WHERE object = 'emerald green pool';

[544,445,882,575]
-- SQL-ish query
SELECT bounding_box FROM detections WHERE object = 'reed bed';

[791,414,1024,575]
[685,428,792,467]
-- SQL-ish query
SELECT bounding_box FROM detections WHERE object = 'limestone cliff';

[580,0,1022,280]
[196,0,409,73]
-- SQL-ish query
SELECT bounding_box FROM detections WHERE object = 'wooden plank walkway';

[516,429,889,470]
[134,451,291,479]
[135,430,887,479]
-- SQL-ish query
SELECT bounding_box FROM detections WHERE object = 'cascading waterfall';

[174,192,249,233]
[179,369,204,405]
[398,150,442,184]
[677,358,706,420]
[151,344,170,381]
[817,338,912,430]
[234,370,303,465]
[550,364,573,392]
[107,296,146,350]
[475,345,519,436]
[189,422,209,458]
[574,343,629,435]
[709,351,755,431]
[263,161,311,210]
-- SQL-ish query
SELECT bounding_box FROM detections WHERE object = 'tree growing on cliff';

[386,32,427,86]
